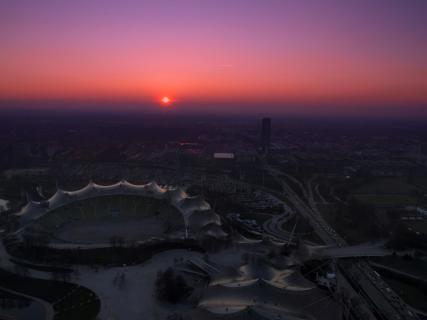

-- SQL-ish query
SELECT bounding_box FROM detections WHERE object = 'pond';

[0,289,46,320]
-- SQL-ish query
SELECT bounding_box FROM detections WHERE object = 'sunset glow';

[161,97,171,104]
[0,0,426,116]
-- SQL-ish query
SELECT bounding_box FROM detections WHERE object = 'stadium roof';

[14,180,226,239]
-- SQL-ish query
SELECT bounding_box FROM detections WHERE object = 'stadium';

[14,181,227,246]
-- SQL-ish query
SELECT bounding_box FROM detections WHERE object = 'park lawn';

[0,269,100,320]
[12,240,204,266]
[239,213,272,225]
[280,216,313,234]
[402,220,427,234]
[302,231,324,245]
[372,256,427,279]
[280,216,324,244]
[407,177,427,192]
[318,206,374,244]
[352,194,418,207]
[352,178,417,194]
[381,275,427,313]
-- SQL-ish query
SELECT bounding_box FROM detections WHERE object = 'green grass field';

[280,216,312,234]
[239,212,272,225]
[352,178,417,194]
[381,275,427,313]
[402,220,427,234]
[334,177,424,208]
[349,177,421,207]
[0,269,100,320]
[372,256,427,279]
[280,216,324,244]
[35,195,181,231]
[353,194,418,207]
[407,177,427,192]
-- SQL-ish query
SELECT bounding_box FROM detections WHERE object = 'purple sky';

[0,0,426,116]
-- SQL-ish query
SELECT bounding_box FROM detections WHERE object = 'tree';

[109,235,125,248]
[13,265,29,277]
[155,268,192,304]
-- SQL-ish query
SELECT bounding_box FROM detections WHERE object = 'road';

[265,165,419,320]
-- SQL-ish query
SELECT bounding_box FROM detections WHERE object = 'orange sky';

[1,0,426,115]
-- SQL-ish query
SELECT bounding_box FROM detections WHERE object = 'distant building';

[261,117,271,152]
[212,152,235,171]
[213,153,234,159]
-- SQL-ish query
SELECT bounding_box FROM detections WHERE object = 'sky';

[0,0,426,116]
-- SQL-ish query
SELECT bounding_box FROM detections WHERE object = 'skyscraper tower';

[261,117,271,153]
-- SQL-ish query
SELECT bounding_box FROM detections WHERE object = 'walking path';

[0,286,54,320]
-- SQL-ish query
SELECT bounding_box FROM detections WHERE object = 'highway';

[265,165,419,320]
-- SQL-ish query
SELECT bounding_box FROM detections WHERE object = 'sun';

[161,96,171,104]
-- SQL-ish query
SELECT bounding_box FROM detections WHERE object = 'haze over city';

[1,1,427,320]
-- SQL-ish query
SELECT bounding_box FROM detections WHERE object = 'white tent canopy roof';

[14,180,226,239]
